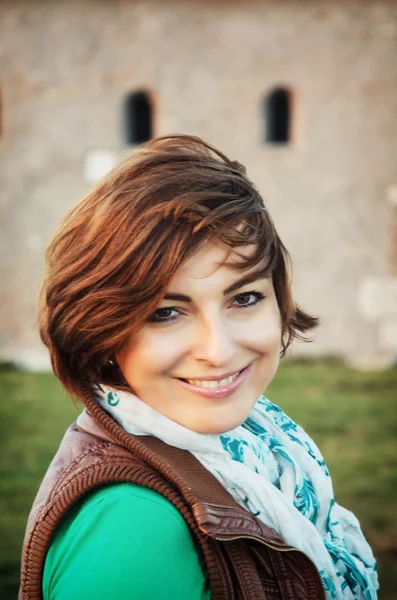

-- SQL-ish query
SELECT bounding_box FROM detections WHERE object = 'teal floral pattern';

[219,396,378,599]
[107,391,120,406]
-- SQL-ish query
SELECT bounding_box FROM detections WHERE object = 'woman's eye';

[149,307,180,323]
[149,291,265,323]
[232,291,265,307]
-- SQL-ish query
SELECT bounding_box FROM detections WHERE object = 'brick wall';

[0,0,396,368]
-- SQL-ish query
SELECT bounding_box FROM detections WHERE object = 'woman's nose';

[191,315,236,366]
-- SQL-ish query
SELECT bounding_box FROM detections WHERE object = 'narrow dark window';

[125,91,153,144]
[265,87,291,144]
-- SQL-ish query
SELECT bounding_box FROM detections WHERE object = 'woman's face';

[117,242,282,434]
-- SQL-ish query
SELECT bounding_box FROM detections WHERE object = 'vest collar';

[77,394,293,551]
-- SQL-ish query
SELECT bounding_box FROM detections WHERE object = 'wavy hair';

[39,134,319,399]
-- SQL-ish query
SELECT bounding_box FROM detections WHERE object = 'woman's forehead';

[170,242,261,286]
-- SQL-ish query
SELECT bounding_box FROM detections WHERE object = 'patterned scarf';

[96,385,379,599]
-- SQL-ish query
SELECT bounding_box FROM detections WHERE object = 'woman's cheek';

[246,308,282,352]
[137,327,189,373]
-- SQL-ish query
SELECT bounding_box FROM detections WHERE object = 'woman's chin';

[180,405,254,435]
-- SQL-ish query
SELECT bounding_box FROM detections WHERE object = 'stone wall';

[0,0,396,369]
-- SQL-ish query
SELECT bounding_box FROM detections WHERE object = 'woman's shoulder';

[70,482,187,524]
[43,483,210,600]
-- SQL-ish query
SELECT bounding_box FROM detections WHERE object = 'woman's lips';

[174,363,252,399]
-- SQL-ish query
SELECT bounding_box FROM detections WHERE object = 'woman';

[20,134,378,600]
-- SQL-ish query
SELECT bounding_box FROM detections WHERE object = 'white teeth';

[185,371,241,388]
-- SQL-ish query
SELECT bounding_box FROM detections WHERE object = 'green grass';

[1,359,396,598]
[0,371,79,596]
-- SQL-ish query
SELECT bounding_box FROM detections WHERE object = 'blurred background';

[0,0,396,598]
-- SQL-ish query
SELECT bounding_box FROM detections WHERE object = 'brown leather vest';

[20,387,326,600]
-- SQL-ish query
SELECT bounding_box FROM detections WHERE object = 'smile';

[183,371,241,388]
[174,364,252,399]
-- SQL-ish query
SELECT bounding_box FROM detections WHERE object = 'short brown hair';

[39,134,319,400]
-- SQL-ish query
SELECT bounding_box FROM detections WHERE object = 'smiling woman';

[20,135,379,600]
[117,242,282,434]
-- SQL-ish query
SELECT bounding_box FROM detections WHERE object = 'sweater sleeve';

[42,483,211,600]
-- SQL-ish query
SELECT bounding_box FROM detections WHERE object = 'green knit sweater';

[43,483,211,599]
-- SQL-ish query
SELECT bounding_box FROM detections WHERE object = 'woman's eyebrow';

[224,267,269,296]
[162,267,270,303]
